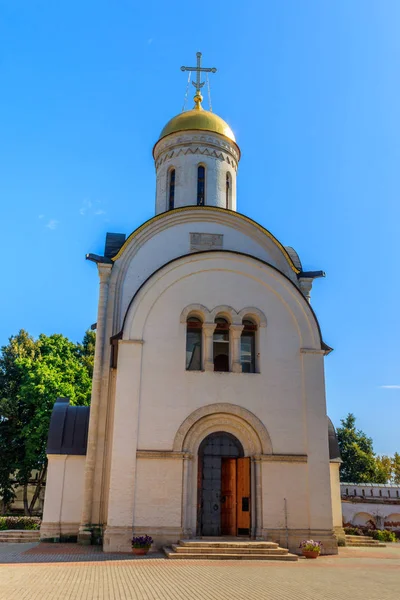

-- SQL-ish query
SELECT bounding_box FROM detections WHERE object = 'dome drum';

[154,105,240,215]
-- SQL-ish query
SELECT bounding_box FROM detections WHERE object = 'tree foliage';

[337,413,388,484]
[0,330,94,513]
[392,452,400,484]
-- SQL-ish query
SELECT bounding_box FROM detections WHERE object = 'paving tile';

[0,542,399,600]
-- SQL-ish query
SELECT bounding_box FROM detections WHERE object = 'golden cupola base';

[157,93,236,145]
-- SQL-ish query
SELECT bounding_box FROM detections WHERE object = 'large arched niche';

[173,403,273,456]
[122,252,323,350]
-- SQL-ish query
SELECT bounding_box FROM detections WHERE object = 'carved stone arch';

[173,403,273,455]
[209,305,240,325]
[238,307,267,328]
[180,304,210,324]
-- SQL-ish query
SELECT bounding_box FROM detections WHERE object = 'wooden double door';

[198,433,251,537]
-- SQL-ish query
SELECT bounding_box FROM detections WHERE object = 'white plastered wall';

[330,462,343,530]
[112,212,300,333]
[41,455,85,538]
[102,252,333,546]
[134,459,183,528]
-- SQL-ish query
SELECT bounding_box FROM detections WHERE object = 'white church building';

[41,54,343,555]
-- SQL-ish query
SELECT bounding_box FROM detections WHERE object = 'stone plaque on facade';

[190,233,224,252]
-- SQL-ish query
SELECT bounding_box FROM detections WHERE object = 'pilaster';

[103,339,144,552]
[300,348,334,532]
[203,322,216,371]
[230,324,244,373]
[79,263,112,541]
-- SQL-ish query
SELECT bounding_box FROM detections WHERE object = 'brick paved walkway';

[0,542,399,600]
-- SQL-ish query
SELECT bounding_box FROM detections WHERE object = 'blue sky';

[1,1,399,454]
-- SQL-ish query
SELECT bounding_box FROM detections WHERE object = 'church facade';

[41,60,343,554]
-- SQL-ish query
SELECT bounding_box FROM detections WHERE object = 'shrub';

[370,529,396,543]
[344,526,363,536]
[0,516,41,531]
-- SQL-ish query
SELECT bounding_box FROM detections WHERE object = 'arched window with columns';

[241,318,257,373]
[197,165,205,206]
[186,316,202,370]
[213,317,230,371]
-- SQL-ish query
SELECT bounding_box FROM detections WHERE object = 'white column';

[181,453,193,538]
[254,457,263,538]
[301,348,334,531]
[79,263,112,541]
[230,324,244,373]
[203,322,216,372]
[103,340,143,552]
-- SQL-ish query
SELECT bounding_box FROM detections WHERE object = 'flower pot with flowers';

[131,535,153,555]
[299,540,322,559]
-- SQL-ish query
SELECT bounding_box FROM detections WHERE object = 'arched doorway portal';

[197,432,250,537]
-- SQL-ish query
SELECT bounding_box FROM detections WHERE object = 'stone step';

[171,544,289,555]
[0,530,40,542]
[164,547,298,561]
[178,540,279,549]
[345,535,375,540]
[346,541,386,547]
[0,537,40,543]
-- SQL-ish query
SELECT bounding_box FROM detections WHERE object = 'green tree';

[392,452,400,484]
[0,330,38,507]
[0,330,94,514]
[375,455,393,483]
[336,413,387,484]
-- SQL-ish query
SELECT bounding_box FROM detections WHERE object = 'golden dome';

[158,98,236,143]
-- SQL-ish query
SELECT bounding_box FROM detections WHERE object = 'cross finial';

[181,52,217,109]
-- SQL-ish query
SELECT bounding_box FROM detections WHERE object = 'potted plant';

[131,534,153,555]
[299,540,322,559]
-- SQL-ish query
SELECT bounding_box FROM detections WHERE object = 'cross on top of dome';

[181,52,217,107]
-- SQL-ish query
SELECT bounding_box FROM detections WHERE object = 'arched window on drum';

[225,172,231,209]
[240,318,257,373]
[168,168,176,211]
[197,165,206,206]
[186,316,202,371]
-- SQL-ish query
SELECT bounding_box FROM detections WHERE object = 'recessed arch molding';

[180,304,267,327]
[173,403,273,455]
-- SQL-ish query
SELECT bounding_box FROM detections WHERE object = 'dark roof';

[104,232,126,259]
[328,418,341,461]
[47,398,90,455]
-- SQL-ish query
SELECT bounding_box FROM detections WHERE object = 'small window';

[397,491,399,498]
[362,489,365,496]
[388,490,391,498]
[197,165,205,206]
[354,489,357,496]
[241,319,257,373]
[370,489,374,497]
[186,317,202,370]
[379,490,382,497]
[225,172,231,209]
[213,317,229,372]
[168,169,175,210]
[346,488,348,496]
